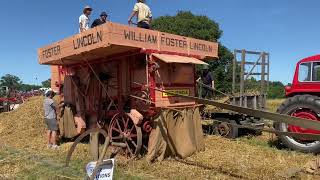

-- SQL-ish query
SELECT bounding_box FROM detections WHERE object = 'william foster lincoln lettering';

[124,30,157,44]
[160,37,188,48]
[190,42,213,52]
[122,28,214,53]
[73,31,103,49]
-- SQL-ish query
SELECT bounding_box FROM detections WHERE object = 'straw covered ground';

[0,97,319,179]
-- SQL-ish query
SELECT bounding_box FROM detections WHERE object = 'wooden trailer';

[38,22,218,160]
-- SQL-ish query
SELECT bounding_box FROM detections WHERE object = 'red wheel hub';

[289,109,320,134]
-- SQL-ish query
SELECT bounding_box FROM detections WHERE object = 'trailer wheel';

[109,113,142,157]
[214,119,239,139]
[275,95,320,153]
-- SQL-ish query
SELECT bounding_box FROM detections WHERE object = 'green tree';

[0,74,22,90]
[41,79,51,88]
[19,84,42,92]
[152,11,233,93]
[267,81,285,99]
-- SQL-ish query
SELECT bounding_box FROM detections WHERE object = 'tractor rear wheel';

[275,95,320,153]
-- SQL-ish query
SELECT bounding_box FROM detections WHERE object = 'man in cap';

[79,6,93,32]
[91,12,108,28]
[43,89,59,149]
[128,0,152,29]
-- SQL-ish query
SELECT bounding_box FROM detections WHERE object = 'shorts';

[137,21,150,29]
[45,118,58,131]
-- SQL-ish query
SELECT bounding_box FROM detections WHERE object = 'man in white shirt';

[128,0,152,29]
[79,6,93,33]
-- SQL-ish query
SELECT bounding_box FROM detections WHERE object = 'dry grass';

[0,97,319,179]
[266,99,285,113]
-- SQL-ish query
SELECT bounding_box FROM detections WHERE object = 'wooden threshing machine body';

[38,22,218,157]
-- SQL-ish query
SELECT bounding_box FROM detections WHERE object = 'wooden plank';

[232,50,236,94]
[244,73,269,75]
[50,66,60,92]
[90,132,99,161]
[237,61,267,65]
[240,50,246,107]
[261,52,266,110]
[235,49,269,55]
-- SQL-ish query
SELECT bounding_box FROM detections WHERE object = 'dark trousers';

[137,21,151,29]
[202,87,213,99]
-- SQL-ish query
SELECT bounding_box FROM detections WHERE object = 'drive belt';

[205,118,320,141]
[133,82,320,132]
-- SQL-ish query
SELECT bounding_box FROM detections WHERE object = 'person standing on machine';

[79,6,93,32]
[91,12,108,28]
[128,0,152,29]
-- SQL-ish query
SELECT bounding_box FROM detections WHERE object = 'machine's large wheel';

[275,95,320,153]
[66,128,110,167]
[109,113,142,157]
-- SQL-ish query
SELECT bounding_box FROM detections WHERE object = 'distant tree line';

[0,74,51,92]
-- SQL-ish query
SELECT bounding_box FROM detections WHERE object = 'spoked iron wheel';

[109,113,142,157]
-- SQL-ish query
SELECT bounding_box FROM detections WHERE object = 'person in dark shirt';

[91,12,108,28]
[201,68,214,99]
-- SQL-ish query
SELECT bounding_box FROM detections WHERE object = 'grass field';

[0,97,319,179]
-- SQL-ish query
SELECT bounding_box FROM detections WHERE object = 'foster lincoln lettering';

[190,42,213,52]
[42,45,61,59]
[73,31,103,49]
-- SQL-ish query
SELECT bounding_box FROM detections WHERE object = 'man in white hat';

[79,6,93,32]
[128,0,152,29]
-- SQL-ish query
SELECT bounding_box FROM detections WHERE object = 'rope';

[133,81,320,140]
[196,81,230,98]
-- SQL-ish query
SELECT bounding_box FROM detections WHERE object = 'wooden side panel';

[188,37,219,58]
[158,32,189,55]
[155,62,194,84]
[154,88,196,107]
[39,25,109,64]
[108,23,159,51]
[38,22,218,65]
[154,62,196,107]
[50,66,60,92]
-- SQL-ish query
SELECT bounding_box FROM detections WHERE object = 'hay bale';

[0,97,46,149]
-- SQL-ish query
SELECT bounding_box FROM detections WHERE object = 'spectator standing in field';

[79,6,93,32]
[44,89,59,149]
[128,0,152,29]
[91,12,108,28]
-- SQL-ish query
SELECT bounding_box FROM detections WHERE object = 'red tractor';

[275,54,320,153]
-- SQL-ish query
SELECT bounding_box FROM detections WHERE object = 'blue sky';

[0,0,319,85]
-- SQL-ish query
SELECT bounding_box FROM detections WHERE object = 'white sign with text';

[86,159,115,180]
